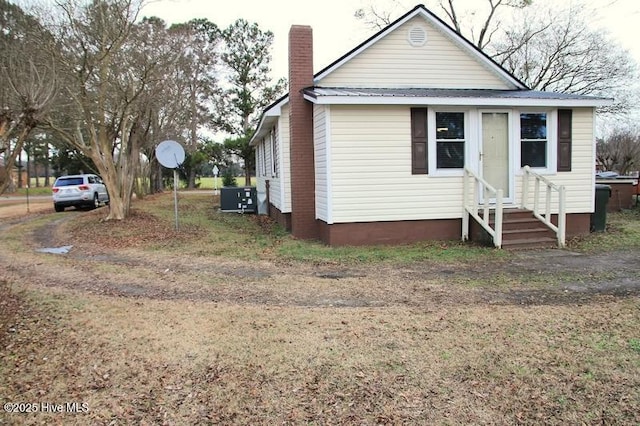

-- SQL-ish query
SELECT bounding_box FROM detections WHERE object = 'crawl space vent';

[408,26,427,47]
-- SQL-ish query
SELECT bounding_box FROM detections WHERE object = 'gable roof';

[250,4,611,145]
[313,4,529,90]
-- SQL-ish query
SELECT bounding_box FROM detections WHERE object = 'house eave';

[303,94,612,108]
[249,96,288,146]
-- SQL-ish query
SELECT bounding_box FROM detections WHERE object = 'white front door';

[481,112,512,203]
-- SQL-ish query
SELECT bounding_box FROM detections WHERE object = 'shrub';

[222,169,237,187]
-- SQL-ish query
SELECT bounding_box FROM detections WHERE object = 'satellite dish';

[156,140,185,169]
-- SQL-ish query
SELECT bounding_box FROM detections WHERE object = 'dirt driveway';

[2,203,639,425]
[2,206,639,308]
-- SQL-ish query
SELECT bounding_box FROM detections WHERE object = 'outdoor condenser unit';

[220,186,257,213]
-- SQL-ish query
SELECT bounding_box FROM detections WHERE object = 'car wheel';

[92,193,100,209]
[54,204,64,212]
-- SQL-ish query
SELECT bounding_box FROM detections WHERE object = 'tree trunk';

[0,126,32,195]
[244,167,251,186]
[188,168,197,189]
[44,142,50,187]
[26,148,30,188]
[17,150,23,189]
[34,150,40,188]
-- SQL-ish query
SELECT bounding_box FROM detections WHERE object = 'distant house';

[250,4,611,247]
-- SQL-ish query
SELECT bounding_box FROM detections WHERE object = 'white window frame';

[514,109,557,175]
[260,139,267,177]
[427,108,470,177]
[270,126,278,177]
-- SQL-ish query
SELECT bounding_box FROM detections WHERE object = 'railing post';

[545,183,552,222]
[483,187,490,224]
[462,169,469,241]
[522,166,529,209]
[533,178,540,214]
[495,189,503,248]
[558,185,566,248]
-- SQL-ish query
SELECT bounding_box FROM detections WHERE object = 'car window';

[55,177,84,186]
[88,176,96,184]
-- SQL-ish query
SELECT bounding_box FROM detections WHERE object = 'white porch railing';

[462,168,503,248]
[521,165,566,248]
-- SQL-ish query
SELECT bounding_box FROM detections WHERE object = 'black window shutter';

[411,108,428,174]
[557,109,572,172]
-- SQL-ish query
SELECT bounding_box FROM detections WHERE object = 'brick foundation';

[315,213,591,247]
[269,204,292,232]
[318,219,461,246]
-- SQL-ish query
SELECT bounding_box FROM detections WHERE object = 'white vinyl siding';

[514,108,595,213]
[314,105,329,221]
[273,105,291,213]
[319,16,510,90]
[516,108,595,213]
[327,106,595,223]
[329,105,465,223]
[256,111,290,213]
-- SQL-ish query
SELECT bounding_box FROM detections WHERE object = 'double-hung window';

[410,108,467,175]
[435,112,465,169]
[270,126,278,177]
[520,113,547,168]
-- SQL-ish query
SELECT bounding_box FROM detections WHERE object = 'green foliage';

[179,150,208,183]
[50,137,98,176]
[276,239,503,265]
[214,19,286,136]
[629,338,640,353]
[200,139,227,168]
[569,207,640,252]
[222,169,237,187]
[223,135,254,185]
[213,19,286,185]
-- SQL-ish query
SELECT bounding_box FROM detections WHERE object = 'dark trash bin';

[591,184,611,232]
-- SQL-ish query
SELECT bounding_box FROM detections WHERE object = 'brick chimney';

[288,25,318,240]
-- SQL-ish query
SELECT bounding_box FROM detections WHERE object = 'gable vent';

[408,25,427,47]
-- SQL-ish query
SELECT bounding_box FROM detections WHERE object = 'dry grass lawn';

[1,193,639,425]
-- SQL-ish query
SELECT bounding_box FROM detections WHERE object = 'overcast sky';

[142,0,640,82]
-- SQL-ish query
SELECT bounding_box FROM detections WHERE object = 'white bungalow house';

[250,4,611,248]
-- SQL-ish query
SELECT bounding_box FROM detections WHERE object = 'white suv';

[52,174,110,212]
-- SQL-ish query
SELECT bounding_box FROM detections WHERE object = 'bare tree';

[42,0,189,220]
[596,129,640,175]
[490,2,637,113]
[354,0,404,29]
[435,0,532,49]
[168,19,221,189]
[355,0,637,115]
[355,0,531,49]
[0,0,57,194]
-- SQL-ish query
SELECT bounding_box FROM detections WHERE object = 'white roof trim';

[313,7,527,90]
[249,96,289,146]
[303,94,611,108]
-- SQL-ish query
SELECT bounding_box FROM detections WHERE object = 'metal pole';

[173,169,179,231]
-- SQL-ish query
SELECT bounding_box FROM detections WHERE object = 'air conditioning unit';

[220,187,257,213]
